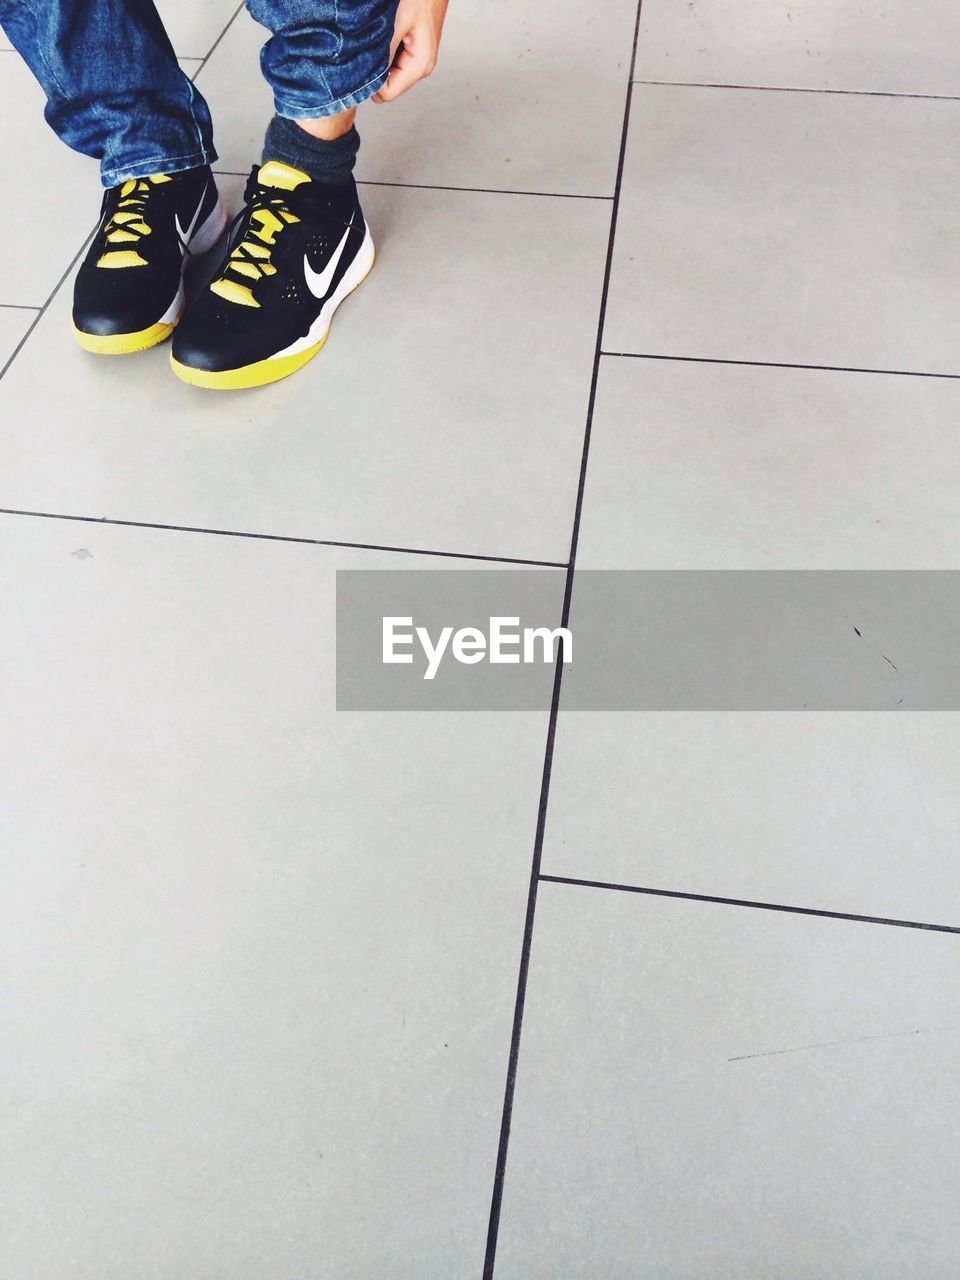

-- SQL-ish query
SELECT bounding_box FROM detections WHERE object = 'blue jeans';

[0,0,398,186]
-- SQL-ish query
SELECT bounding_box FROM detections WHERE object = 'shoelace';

[97,174,171,269]
[211,183,302,309]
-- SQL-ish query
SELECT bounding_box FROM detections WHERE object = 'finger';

[372,34,433,102]
[372,42,417,103]
[388,24,405,64]
[371,12,407,105]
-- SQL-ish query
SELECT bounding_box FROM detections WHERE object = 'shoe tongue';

[257,160,311,191]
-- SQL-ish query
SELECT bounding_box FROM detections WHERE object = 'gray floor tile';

[541,710,959,924]
[538,356,960,922]
[604,85,960,372]
[155,0,241,60]
[0,177,604,564]
[577,356,960,570]
[495,882,960,1279]
[0,307,35,368]
[197,2,638,195]
[0,513,549,1280]
[634,0,960,97]
[0,54,94,307]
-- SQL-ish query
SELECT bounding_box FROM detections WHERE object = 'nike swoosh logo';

[304,220,354,300]
[176,183,209,256]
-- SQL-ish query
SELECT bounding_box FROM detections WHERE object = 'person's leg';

[260,110,360,187]
[251,0,400,188]
[0,0,216,185]
[0,0,227,352]
[171,1,397,388]
[251,0,397,131]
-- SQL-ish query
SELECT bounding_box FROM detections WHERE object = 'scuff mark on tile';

[728,1027,923,1063]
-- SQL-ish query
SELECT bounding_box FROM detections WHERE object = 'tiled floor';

[1,1,959,1277]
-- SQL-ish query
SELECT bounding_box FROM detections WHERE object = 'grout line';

[0,304,42,312]
[601,350,960,381]
[539,875,960,935]
[633,77,960,103]
[191,0,245,81]
[358,180,611,201]
[482,4,646,1277]
[212,170,614,201]
[0,507,567,568]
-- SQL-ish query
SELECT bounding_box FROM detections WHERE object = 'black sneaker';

[73,167,226,355]
[171,161,375,389]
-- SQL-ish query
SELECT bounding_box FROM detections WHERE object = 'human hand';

[372,0,449,103]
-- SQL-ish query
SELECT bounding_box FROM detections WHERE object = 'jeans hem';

[272,63,391,119]
[100,146,218,188]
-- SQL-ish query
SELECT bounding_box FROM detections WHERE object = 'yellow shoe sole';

[171,247,375,390]
[170,335,329,390]
[73,318,176,355]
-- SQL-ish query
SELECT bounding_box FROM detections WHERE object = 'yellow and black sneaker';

[170,161,374,390]
[73,166,226,355]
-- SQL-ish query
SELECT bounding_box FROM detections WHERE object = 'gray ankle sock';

[261,115,360,186]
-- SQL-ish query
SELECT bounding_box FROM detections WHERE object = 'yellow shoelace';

[97,174,172,269]
[210,190,301,309]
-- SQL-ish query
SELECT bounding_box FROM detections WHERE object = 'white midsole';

[272,225,375,359]
[189,195,229,258]
[158,195,229,325]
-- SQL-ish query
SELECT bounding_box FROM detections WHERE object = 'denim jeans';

[0,0,398,186]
